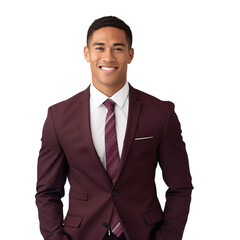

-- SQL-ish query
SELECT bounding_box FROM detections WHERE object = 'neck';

[92,81,126,97]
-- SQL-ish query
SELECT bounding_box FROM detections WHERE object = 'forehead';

[89,27,128,46]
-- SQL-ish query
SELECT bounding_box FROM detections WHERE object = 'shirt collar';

[90,81,129,108]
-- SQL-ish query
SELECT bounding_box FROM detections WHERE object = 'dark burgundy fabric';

[36,85,193,240]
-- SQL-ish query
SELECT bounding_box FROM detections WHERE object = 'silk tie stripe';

[104,99,123,237]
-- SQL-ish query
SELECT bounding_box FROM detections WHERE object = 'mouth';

[99,66,119,73]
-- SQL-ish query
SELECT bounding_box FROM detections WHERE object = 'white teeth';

[101,67,116,71]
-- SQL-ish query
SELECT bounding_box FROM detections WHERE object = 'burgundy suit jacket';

[36,85,193,240]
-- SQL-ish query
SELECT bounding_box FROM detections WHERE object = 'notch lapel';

[115,85,142,183]
[77,86,112,187]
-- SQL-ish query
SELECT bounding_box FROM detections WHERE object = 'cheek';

[90,63,99,74]
[120,61,129,70]
[118,57,129,67]
[89,53,99,63]
[89,59,100,72]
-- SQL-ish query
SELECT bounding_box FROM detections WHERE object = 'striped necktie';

[104,99,123,237]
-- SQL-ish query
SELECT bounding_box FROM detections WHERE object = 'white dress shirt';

[90,81,129,170]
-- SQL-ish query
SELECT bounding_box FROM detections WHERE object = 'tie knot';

[104,99,115,110]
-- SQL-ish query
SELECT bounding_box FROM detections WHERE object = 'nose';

[102,49,115,62]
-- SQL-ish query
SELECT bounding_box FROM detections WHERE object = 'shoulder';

[130,84,174,112]
[49,85,90,115]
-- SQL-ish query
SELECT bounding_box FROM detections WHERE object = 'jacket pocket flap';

[64,215,83,228]
[69,190,88,201]
[144,208,163,225]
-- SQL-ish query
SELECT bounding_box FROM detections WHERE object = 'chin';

[99,78,123,86]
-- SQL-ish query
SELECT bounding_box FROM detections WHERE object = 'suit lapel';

[77,86,112,186]
[76,85,142,186]
[115,85,142,183]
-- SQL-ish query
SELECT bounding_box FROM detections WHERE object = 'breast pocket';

[134,136,155,141]
[132,136,159,149]
[129,137,160,170]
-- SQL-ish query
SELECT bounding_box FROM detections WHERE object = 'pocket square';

[134,136,154,141]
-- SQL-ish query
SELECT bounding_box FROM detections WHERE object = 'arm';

[156,103,193,240]
[35,107,69,240]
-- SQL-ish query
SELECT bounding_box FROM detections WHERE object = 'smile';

[99,66,118,73]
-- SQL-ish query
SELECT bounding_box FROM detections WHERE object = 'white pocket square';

[134,136,154,141]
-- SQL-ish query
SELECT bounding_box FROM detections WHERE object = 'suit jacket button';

[112,190,118,196]
[103,223,108,228]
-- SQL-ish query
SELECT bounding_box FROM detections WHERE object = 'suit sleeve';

[35,107,69,240]
[157,103,193,240]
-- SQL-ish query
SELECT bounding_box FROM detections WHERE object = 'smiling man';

[36,16,193,240]
[84,25,134,96]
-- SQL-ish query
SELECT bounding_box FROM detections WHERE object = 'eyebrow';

[113,43,126,47]
[92,42,126,47]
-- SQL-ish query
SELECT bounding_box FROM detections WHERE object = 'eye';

[113,48,123,52]
[95,47,104,51]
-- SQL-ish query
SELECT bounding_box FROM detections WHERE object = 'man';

[36,16,193,240]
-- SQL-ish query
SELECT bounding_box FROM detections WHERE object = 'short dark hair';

[87,16,132,49]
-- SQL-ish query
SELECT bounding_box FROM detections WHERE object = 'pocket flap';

[69,190,88,201]
[143,208,163,225]
[63,215,83,228]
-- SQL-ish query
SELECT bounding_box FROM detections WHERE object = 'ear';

[128,48,134,64]
[84,46,90,62]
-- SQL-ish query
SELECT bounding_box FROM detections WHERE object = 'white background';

[0,0,240,239]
